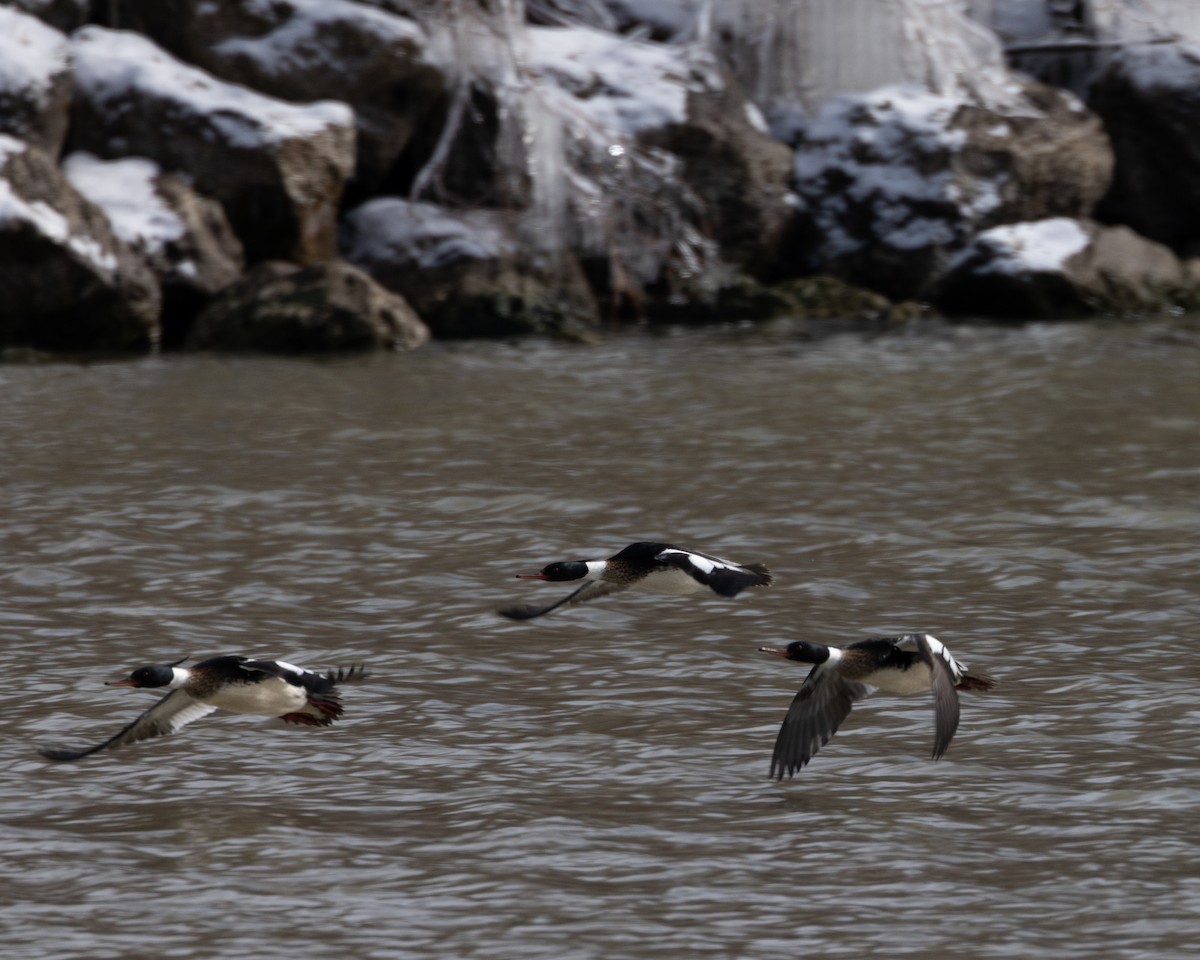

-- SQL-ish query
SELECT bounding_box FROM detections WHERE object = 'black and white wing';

[912,634,961,760]
[654,548,773,597]
[39,690,217,762]
[498,580,628,621]
[770,668,869,779]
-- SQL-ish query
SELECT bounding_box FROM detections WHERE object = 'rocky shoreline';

[3,1,1200,355]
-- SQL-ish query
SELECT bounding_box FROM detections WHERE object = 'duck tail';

[956,671,996,692]
[326,664,368,685]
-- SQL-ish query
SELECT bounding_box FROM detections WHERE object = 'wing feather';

[770,669,868,779]
[915,635,961,760]
[39,690,217,762]
[498,580,627,621]
[654,548,772,597]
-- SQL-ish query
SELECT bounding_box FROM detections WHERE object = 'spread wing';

[654,548,772,597]
[498,580,627,621]
[770,669,869,779]
[38,689,218,762]
[915,634,961,759]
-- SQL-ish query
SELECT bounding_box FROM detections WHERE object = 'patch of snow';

[71,27,354,149]
[63,153,184,255]
[0,7,70,105]
[794,84,1003,256]
[955,218,1091,275]
[0,142,117,275]
[525,26,710,135]
[1109,42,1200,96]
[1093,0,1200,46]
[68,234,118,274]
[743,101,768,133]
[213,0,425,77]
[343,199,512,271]
[0,134,28,163]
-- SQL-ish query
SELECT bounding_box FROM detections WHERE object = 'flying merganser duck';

[498,540,773,621]
[39,655,367,762]
[759,633,994,778]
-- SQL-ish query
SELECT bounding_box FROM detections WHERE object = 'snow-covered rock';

[789,80,1112,299]
[936,217,1191,318]
[0,136,160,352]
[121,0,444,197]
[189,259,429,352]
[343,198,599,339]
[63,153,244,346]
[0,8,72,156]
[67,27,356,264]
[525,25,793,284]
[527,25,704,134]
[1090,43,1200,254]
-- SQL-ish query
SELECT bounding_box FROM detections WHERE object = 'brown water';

[3,319,1198,960]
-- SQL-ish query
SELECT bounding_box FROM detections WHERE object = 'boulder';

[342,198,599,339]
[524,24,792,310]
[62,153,245,347]
[639,80,796,278]
[0,136,161,352]
[789,80,1113,300]
[67,27,357,265]
[0,8,72,156]
[935,217,1193,318]
[188,260,430,352]
[118,0,447,198]
[1090,43,1200,254]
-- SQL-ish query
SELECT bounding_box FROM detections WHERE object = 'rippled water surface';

[3,320,1198,959]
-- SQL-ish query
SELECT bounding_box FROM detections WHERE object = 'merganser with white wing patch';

[498,540,773,620]
[759,633,994,779]
[39,655,367,762]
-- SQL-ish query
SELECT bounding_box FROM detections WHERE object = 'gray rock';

[935,218,1192,318]
[0,8,72,157]
[67,26,357,265]
[0,136,161,352]
[1090,43,1200,254]
[119,0,447,197]
[343,198,599,339]
[640,78,796,277]
[188,259,430,352]
[790,80,1113,300]
[63,153,245,347]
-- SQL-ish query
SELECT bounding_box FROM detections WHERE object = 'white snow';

[0,7,70,104]
[213,0,425,76]
[957,218,1091,275]
[0,134,26,164]
[71,27,354,149]
[0,136,117,274]
[1109,42,1200,95]
[794,83,1005,257]
[525,25,707,135]
[343,199,512,271]
[62,153,184,255]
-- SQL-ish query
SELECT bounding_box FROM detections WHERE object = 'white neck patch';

[584,559,607,581]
